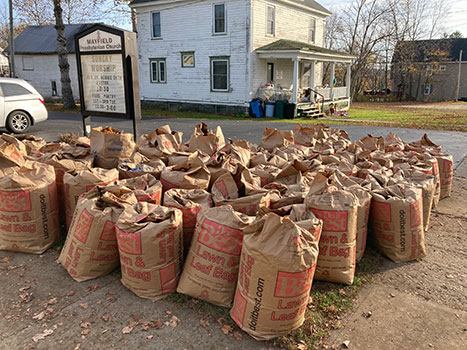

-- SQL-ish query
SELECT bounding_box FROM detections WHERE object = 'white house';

[130,0,355,114]
[6,24,91,100]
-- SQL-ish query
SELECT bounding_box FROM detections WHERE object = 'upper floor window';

[439,65,446,71]
[213,4,226,34]
[309,18,316,43]
[267,5,275,36]
[22,56,34,71]
[152,12,161,38]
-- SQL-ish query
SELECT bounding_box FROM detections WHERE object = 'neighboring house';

[391,38,467,101]
[4,24,92,100]
[130,0,355,114]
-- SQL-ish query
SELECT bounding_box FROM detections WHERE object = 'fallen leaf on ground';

[164,316,180,327]
[221,325,233,335]
[122,326,134,334]
[19,286,31,292]
[297,341,307,350]
[199,318,209,327]
[0,256,12,263]
[87,283,99,291]
[106,296,116,303]
[146,335,154,340]
[80,322,90,328]
[32,311,46,321]
[73,343,81,350]
[32,329,53,342]
[80,329,91,336]
[78,303,88,310]
[48,297,58,305]
[341,340,350,348]
[217,317,226,326]
[233,331,243,340]
[101,314,112,322]
[165,310,172,316]
[20,293,33,303]
[149,318,163,329]
[65,290,75,297]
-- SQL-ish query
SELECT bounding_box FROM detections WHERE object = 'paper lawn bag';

[163,189,213,252]
[58,187,137,282]
[260,127,294,150]
[370,184,426,262]
[116,203,183,300]
[138,125,183,158]
[118,174,162,204]
[230,213,320,341]
[435,154,453,200]
[0,162,60,254]
[160,153,210,193]
[188,122,225,156]
[177,206,253,307]
[64,168,119,229]
[305,188,358,285]
[90,127,136,169]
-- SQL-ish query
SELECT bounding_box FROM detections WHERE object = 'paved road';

[19,111,467,169]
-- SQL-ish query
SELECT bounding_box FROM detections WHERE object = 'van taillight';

[39,98,44,104]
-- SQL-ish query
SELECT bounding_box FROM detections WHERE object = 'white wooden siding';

[250,0,327,97]
[14,54,80,100]
[135,0,250,106]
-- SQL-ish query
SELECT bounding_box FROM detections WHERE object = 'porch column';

[292,57,299,104]
[310,60,316,102]
[346,63,351,98]
[330,62,336,101]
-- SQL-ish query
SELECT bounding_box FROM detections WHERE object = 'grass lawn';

[46,100,467,132]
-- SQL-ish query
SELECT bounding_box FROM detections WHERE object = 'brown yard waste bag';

[91,127,136,169]
[118,158,165,180]
[188,122,225,156]
[177,206,254,307]
[370,184,426,262]
[138,125,183,159]
[118,174,163,204]
[217,192,272,216]
[0,161,60,254]
[230,212,320,340]
[58,186,137,282]
[160,152,210,193]
[63,168,119,229]
[219,141,251,167]
[0,135,26,169]
[305,186,358,285]
[435,154,453,200]
[163,188,213,252]
[116,202,183,300]
[14,135,46,155]
[260,127,294,150]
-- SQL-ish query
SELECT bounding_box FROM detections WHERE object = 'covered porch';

[255,39,356,117]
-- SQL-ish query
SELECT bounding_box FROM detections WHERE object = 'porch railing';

[316,86,348,101]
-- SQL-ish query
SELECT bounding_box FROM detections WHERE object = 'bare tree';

[53,0,75,109]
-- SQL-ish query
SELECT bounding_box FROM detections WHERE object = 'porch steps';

[297,106,325,119]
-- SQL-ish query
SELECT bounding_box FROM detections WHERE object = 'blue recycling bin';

[249,99,263,118]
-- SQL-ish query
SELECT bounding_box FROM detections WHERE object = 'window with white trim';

[151,12,161,38]
[210,57,229,92]
[150,58,166,83]
[309,18,316,43]
[213,4,226,34]
[423,84,432,95]
[439,65,446,71]
[266,5,275,36]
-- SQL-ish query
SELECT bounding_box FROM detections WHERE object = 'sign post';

[75,24,141,140]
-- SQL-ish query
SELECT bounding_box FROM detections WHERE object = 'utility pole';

[8,0,15,78]
[455,49,463,101]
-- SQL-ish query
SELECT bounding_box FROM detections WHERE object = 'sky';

[0,0,466,38]
[319,0,467,38]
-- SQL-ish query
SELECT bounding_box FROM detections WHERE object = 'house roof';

[4,24,93,55]
[256,39,354,57]
[130,0,331,15]
[392,38,467,63]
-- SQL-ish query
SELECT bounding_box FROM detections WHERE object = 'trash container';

[284,103,296,119]
[274,100,287,119]
[265,102,275,118]
[249,99,263,118]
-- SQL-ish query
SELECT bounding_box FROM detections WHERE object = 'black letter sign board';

[75,24,141,139]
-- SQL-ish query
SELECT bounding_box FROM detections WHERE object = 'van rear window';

[0,83,33,97]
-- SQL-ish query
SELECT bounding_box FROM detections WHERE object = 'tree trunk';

[53,0,75,109]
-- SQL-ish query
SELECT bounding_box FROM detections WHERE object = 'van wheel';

[6,111,31,134]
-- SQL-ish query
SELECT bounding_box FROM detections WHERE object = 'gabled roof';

[4,24,93,55]
[256,39,354,57]
[130,0,331,15]
[392,38,467,63]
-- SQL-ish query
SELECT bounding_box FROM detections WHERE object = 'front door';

[267,62,274,83]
